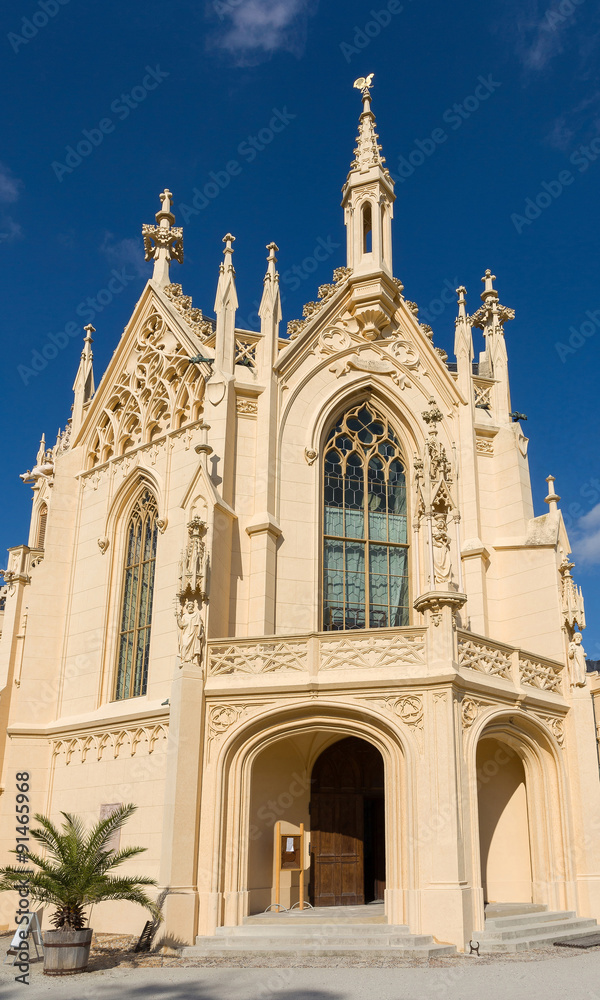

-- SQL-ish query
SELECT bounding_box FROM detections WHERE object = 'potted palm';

[0,803,161,975]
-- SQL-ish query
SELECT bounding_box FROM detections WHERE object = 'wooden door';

[310,737,385,907]
[311,791,364,906]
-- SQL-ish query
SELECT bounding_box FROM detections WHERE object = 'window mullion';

[130,515,146,697]
[364,461,370,625]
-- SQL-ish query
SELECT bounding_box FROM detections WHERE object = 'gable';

[73,282,213,468]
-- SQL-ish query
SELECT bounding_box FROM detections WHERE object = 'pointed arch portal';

[310,736,385,907]
[477,736,533,904]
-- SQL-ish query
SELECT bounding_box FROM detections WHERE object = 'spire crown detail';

[470,270,515,334]
[142,188,183,287]
[349,74,387,174]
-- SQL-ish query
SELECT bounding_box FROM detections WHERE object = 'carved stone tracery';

[52,723,168,765]
[209,641,307,676]
[458,637,512,680]
[86,312,205,468]
[320,632,425,671]
[519,655,563,693]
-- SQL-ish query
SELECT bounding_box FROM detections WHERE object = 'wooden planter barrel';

[43,928,93,975]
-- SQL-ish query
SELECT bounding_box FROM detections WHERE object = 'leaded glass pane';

[323,402,409,631]
[115,490,158,700]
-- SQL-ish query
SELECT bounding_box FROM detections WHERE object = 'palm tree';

[0,804,161,930]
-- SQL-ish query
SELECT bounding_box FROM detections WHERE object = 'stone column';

[564,684,600,923]
[158,663,205,946]
[412,591,475,948]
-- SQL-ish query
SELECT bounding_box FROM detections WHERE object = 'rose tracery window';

[323,403,409,631]
[115,490,158,700]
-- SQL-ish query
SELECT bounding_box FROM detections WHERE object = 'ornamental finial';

[481,269,498,302]
[142,189,184,287]
[544,475,561,513]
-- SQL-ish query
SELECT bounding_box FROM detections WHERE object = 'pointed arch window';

[36,504,48,549]
[362,202,373,254]
[323,403,409,631]
[115,490,158,700]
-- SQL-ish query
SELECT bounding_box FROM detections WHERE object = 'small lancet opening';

[37,504,48,549]
[362,202,373,254]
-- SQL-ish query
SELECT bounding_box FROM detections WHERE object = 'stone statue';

[568,632,587,687]
[432,513,452,586]
[175,599,204,667]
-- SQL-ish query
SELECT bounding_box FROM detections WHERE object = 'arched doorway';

[477,737,532,904]
[310,736,385,907]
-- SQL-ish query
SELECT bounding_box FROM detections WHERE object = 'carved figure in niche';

[175,599,204,667]
[179,517,206,598]
[568,632,587,687]
[432,513,452,586]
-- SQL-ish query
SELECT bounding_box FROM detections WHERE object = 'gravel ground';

[2,931,600,970]
[2,932,600,1000]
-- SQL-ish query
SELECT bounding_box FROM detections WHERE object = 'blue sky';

[1,0,599,653]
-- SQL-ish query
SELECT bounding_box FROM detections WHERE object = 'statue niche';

[174,517,208,668]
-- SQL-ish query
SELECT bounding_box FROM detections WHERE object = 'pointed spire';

[342,74,395,278]
[36,433,46,466]
[454,286,474,386]
[259,243,282,369]
[142,188,184,287]
[72,324,96,437]
[545,475,561,513]
[214,234,238,376]
[349,74,386,174]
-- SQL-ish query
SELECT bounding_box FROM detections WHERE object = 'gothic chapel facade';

[1,82,600,951]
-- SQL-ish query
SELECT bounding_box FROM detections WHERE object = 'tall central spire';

[348,74,387,174]
[342,75,395,278]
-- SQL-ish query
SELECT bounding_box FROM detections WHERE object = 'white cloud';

[0,163,23,243]
[545,90,600,148]
[212,0,318,64]
[99,233,147,277]
[0,162,21,204]
[499,0,599,74]
[0,218,23,244]
[571,503,600,566]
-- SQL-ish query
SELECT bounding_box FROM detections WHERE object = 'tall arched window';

[115,489,158,700]
[36,504,48,549]
[323,403,409,631]
[362,202,372,254]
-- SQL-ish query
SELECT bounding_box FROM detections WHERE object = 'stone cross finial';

[159,188,173,214]
[142,189,183,287]
[481,269,498,300]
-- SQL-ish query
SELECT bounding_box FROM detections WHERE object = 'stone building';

[1,81,600,952]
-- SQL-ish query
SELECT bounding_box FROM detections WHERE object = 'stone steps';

[474,907,599,953]
[182,920,456,959]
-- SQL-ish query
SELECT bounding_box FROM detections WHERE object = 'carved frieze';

[320,632,425,671]
[52,723,168,765]
[519,655,563,694]
[458,638,512,680]
[209,641,307,676]
[236,399,258,416]
[536,714,566,748]
[329,348,408,388]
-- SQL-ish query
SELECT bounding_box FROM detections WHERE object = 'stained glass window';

[115,490,158,700]
[323,403,409,631]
